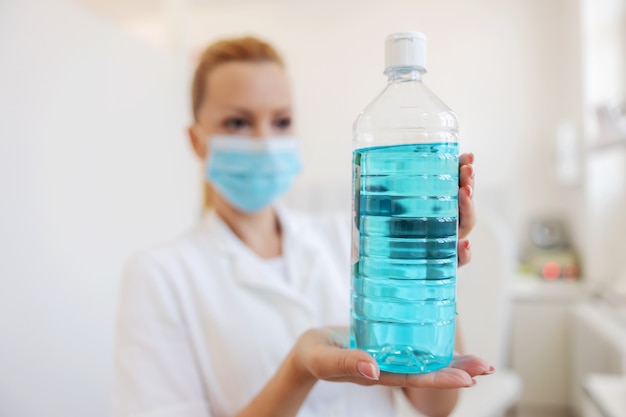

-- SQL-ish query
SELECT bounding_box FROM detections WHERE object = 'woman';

[113,36,490,417]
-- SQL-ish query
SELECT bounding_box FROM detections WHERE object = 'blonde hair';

[191,36,285,208]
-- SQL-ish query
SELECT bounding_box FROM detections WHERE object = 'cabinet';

[510,279,585,409]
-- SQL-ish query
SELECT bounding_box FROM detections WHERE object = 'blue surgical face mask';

[206,135,302,213]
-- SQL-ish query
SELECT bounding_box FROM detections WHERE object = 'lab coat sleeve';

[112,252,211,417]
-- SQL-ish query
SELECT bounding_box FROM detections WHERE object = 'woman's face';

[190,61,293,159]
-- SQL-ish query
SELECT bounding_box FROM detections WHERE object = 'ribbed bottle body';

[350,71,459,374]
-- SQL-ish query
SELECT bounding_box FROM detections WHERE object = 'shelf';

[513,275,586,302]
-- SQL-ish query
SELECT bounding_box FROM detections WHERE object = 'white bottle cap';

[384,32,427,74]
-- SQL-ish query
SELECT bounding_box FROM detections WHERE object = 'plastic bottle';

[350,32,459,374]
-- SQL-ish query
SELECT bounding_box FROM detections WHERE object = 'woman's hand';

[291,327,493,388]
[458,152,476,267]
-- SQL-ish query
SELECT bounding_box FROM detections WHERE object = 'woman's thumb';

[309,347,380,381]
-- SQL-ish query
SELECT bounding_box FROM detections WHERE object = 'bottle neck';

[385,67,424,83]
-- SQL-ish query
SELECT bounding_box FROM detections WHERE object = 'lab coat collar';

[196,205,319,315]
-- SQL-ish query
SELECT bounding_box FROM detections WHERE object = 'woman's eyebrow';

[222,106,254,117]
[218,105,291,116]
[273,107,292,115]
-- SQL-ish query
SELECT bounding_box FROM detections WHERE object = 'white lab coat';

[112,206,397,417]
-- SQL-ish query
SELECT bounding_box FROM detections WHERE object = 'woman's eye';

[224,118,250,130]
[275,117,292,129]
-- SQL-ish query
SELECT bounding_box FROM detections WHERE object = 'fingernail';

[482,366,496,375]
[468,164,475,179]
[466,185,473,199]
[465,239,472,250]
[357,361,380,380]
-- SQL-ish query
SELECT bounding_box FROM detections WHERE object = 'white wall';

[0,1,198,416]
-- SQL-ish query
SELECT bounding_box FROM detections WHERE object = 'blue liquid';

[350,142,458,374]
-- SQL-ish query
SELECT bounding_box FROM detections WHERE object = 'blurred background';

[0,0,625,416]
